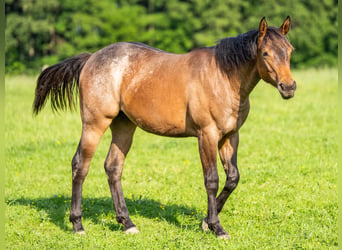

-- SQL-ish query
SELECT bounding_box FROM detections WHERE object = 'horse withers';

[33,17,296,239]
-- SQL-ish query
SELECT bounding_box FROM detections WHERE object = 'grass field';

[5,68,337,249]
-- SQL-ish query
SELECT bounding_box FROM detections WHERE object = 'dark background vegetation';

[5,0,337,74]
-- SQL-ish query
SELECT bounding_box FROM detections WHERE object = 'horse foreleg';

[216,132,240,213]
[104,114,138,234]
[202,132,239,236]
[198,127,229,239]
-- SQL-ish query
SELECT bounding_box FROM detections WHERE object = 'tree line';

[5,0,337,74]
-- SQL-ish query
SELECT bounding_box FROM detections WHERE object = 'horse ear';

[258,17,268,48]
[280,16,291,35]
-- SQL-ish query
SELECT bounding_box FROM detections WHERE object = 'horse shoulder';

[189,70,252,138]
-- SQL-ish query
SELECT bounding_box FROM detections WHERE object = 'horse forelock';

[263,27,294,50]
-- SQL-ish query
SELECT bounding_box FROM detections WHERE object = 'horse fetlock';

[203,218,229,238]
[116,215,136,229]
[71,219,84,233]
[207,221,228,237]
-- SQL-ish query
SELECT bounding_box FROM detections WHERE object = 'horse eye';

[262,52,268,57]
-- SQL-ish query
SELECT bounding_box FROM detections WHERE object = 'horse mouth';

[279,90,294,99]
[277,82,296,99]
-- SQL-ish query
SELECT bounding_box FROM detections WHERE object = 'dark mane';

[215,27,291,73]
[215,29,258,73]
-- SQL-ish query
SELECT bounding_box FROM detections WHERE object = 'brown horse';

[33,16,296,239]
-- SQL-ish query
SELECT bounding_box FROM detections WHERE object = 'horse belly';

[123,102,190,137]
[120,82,193,137]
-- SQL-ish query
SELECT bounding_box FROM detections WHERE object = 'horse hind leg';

[104,113,138,234]
[69,118,113,233]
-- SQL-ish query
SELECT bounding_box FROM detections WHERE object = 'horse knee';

[104,161,121,179]
[71,150,89,181]
[104,153,124,181]
[205,171,219,193]
[226,166,239,191]
[72,150,81,170]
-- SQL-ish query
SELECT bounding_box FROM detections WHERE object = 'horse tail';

[33,52,92,115]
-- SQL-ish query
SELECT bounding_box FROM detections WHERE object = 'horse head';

[256,16,296,99]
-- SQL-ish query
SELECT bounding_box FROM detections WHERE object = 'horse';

[33,16,296,239]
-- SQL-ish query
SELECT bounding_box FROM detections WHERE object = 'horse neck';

[228,59,261,102]
[214,31,261,102]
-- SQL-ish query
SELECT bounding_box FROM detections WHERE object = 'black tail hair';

[33,53,92,115]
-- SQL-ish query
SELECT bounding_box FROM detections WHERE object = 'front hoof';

[125,227,139,235]
[201,218,209,232]
[217,233,230,240]
[206,221,230,239]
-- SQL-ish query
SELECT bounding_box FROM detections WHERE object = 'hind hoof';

[125,227,139,235]
[75,230,86,236]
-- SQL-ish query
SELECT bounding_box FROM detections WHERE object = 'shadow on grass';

[6,195,204,232]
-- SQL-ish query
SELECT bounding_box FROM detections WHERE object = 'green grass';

[5,68,337,249]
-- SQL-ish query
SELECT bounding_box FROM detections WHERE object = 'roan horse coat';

[33,17,296,239]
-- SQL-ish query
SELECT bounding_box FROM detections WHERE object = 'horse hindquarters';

[31,52,108,233]
[69,57,123,233]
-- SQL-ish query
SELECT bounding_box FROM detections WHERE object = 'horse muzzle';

[277,81,296,99]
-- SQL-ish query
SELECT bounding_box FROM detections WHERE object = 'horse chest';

[218,99,250,136]
[235,100,250,131]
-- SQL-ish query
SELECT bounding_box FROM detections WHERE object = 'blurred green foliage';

[5,0,337,73]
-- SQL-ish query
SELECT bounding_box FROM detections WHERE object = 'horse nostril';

[279,82,296,91]
[279,83,286,91]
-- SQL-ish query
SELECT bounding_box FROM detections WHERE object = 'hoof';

[217,233,230,240]
[75,230,86,236]
[125,227,139,235]
[202,218,230,239]
[201,219,209,232]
